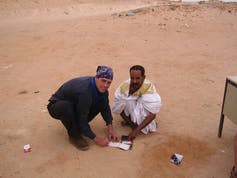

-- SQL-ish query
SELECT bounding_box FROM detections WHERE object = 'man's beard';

[129,83,141,95]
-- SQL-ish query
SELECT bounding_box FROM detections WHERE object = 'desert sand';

[1,0,237,177]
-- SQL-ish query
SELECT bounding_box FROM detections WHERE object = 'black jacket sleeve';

[100,96,113,126]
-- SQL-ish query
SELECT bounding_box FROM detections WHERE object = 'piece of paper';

[108,142,121,148]
[170,153,184,165]
[109,141,132,151]
[23,144,32,153]
[108,135,133,151]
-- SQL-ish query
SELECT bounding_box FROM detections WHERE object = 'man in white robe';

[112,65,162,141]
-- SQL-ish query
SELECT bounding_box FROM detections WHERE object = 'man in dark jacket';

[47,66,119,150]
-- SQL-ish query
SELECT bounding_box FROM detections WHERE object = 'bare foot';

[121,120,129,126]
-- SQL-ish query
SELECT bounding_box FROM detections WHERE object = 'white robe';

[112,79,162,134]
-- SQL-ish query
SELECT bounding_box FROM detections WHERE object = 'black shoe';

[69,136,89,151]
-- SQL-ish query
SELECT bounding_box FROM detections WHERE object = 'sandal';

[230,166,237,178]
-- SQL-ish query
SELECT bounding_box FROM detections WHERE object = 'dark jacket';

[49,76,113,139]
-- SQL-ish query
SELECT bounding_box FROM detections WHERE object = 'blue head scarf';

[95,66,113,80]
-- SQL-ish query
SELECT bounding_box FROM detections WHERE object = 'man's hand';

[128,112,156,141]
[128,129,139,141]
[93,136,109,147]
[107,124,120,142]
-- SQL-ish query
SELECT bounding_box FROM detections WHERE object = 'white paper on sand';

[170,153,184,164]
[108,141,132,151]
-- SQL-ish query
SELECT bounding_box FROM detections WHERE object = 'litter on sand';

[170,153,184,165]
[23,144,32,153]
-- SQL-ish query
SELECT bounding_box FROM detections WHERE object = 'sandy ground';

[1,0,237,177]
